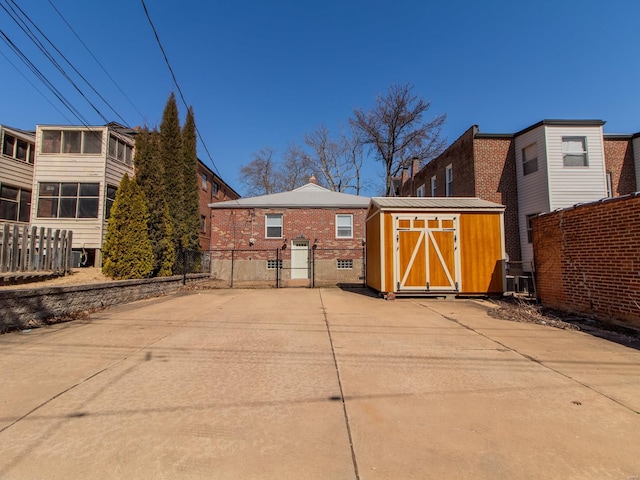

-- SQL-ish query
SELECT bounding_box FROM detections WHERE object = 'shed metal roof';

[370,197,505,210]
[209,183,370,209]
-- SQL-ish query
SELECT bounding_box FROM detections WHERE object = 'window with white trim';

[105,185,117,219]
[416,184,426,197]
[526,213,540,243]
[265,214,283,238]
[336,214,353,238]
[522,143,538,175]
[0,184,31,222]
[430,175,436,197]
[267,259,283,269]
[2,134,34,163]
[37,182,100,219]
[606,171,613,198]
[41,130,103,155]
[201,173,207,190]
[562,137,588,167]
[445,165,453,197]
[107,135,133,165]
[337,259,353,269]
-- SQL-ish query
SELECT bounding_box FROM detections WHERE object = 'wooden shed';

[366,197,506,296]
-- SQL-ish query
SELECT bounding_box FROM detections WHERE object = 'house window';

[200,214,206,232]
[526,213,539,243]
[445,165,453,197]
[2,134,34,163]
[431,175,436,197]
[0,185,31,222]
[212,182,219,194]
[606,171,613,198]
[336,214,353,238]
[201,173,207,190]
[416,184,426,197]
[522,143,538,175]
[265,214,283,238]
[266,259,282,269]
[37,182,100,219]
[105,185,117,219]
[107,135,133,165]
[562,137,588,167]
[337,259,353,269]
[41,130,104,155]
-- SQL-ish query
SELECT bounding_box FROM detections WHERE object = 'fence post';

[52,230,61,271]
[11,224,19,272]
[311,246,315,288]
[44,228,52,270]
[29,226,37,271]
[276,248,280,288]
[65,231,73,273]
[230,249,235,288]
[183,249,188,285]
[19,225,28,272]
[1,223,9,272]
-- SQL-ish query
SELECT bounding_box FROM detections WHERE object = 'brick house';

[209,177,370,286]
[196,159,240,251]
[400,120,639,272]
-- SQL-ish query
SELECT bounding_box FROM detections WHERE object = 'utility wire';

[1,0,119,125]
[0,48,75,125]
[0,28,91,126]
[47,0,146,125]
[140,0,222,177]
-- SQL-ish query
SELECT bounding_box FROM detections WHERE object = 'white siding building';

[1,125,35,224]
[32,124,135,266]
[514,120,608,268]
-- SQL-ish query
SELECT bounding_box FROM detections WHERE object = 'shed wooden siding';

[459,213,504,293]
[366,206,504,295]
[365,209,382,291]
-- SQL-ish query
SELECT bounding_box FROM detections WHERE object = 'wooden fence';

[0,223,73,274]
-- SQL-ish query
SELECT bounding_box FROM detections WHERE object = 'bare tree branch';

[350,83,446,195]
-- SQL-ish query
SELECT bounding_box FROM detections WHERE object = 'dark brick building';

[400,121,639,270]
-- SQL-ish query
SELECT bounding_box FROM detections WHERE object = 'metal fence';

[206,247,366,288]
[0,223,73,274]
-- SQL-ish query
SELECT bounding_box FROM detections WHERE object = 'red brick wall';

[533,194,640,328]
[474,137,520,262]
[400,126,476,197]
[197,162,239,251]
[211,207,367,259]
[603,138,637,196]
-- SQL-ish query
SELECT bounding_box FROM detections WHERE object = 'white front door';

[291,240,309,279]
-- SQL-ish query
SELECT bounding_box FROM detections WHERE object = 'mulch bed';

[488,296,640,349]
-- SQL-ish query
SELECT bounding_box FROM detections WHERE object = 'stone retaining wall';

[0,274,209,332]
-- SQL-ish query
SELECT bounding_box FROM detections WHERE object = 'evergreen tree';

[182,106,201,252]
[134,127,176,276]
[102,175,154,279]
[160,92,184,251]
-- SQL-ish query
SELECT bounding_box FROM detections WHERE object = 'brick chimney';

[411,157,420,179]
[309,174,318,185]
[401,167,409,186]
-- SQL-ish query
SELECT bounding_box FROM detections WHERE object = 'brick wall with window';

[197,161,240,250]
[532,194,640,328]
[210,207,366,257]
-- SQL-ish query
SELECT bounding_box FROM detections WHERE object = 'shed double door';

[394,215,459,292]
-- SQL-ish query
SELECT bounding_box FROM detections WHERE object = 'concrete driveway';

[1,288,639,479]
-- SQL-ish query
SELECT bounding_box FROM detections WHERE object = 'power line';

[0,48,75,124]
[140,0,222,177]
[0,28,91,126]
[47,0,146,125]
[1,0,123,125]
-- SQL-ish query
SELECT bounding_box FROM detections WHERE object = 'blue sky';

[2,0,639,196]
